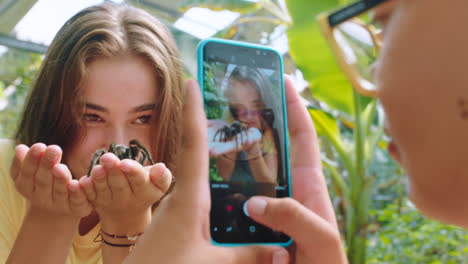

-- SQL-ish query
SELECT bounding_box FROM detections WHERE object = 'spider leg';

[221,130,227,142]
[108,143,117,154]
[127,145,144,165]
[130,139,154,165]
[87,149,106,177]
[122,148,129,160]
[214,128,224,142]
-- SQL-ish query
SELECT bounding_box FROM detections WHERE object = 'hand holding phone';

[125,77,345,264]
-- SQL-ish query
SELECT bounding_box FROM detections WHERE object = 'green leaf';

[308,107,356,187]
[312,73,355,115]
[287,0,355,115]
[323,158,350,205]
[0,82,4,99]
[381,235,390,245]
[307,106,339,139]
[179,0,261,13]
[361,99,377,134]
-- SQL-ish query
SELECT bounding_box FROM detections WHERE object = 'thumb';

[245,197,341,249]
[171,79,210,213]
[10,144,29,181]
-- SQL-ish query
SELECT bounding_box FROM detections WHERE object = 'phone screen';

[200,40,291,244]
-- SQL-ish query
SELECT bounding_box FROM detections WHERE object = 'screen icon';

[249,226,256,233]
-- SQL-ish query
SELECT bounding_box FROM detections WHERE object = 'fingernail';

[31,146,44,159]
[68,182,79,193]
[247,197,267,216]
[242,201,250,217]
[92,166,106,180]
[45,150,58,162]
[51,167,61,179]
[100,154,116,169]
[120,160,133,173]
[272,249,289,264]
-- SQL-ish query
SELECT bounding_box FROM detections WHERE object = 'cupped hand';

[80,155,173,232]
[10,143,92,219]
[245,76,347,264]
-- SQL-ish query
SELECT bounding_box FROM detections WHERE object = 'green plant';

[202,62,227,182]
[367,200,468,264]
[0,48,42,139]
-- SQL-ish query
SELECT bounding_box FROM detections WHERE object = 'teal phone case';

[197,38,293,247]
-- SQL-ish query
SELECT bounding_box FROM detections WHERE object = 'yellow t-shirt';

[0,139,103,263]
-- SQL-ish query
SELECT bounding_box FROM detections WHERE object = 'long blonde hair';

[15,3,184,171]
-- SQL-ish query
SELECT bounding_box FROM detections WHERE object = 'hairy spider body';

[213,121,248,148]
[87,139,154,177]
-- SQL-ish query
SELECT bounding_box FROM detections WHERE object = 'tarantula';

[213,121,248,148]
[86,139,154,177]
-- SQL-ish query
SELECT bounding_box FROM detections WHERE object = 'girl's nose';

[108,126,131,146]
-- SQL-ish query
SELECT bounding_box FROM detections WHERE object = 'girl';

[1,3,183,263]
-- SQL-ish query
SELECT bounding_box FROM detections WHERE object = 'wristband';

[100,229,143,241]
[102,239,134,248]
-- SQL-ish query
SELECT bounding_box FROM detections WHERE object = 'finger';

[218,245,289,264]
[10,144,29,181]
[17,143,46,197]
[100,153,130,199]
[120,159,149,194]
[246,197,342,250]
[79,175,97,202]
[172,79,209,211]
[68,180,92,217]
[284,76,321,170]
[284,76,336,225]
[149,163,172,194]
[34,145,62,196]
[51,164,72,209]
[90,165,111,205]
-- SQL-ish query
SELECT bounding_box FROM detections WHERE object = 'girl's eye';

[83,113,103,123]
[134,115,152,124]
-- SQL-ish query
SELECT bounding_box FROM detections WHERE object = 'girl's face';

[227,79,264,129]
[67,55,157,180]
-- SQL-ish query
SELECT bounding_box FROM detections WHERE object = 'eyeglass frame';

[317,0,387,97]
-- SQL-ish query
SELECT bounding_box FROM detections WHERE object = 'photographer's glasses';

[317,0,388,97]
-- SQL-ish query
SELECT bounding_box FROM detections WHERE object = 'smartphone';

[197,38,292,246]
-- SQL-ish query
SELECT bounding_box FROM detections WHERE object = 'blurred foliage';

[202,62,228,120]
[180,0,261,13]
[202,62,227,181]
[367,200,468,264]
[286,0,357,116]
[0,47,42,139]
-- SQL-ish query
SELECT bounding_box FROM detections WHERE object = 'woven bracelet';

[102,239,134,247]
[100,229,143,241]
